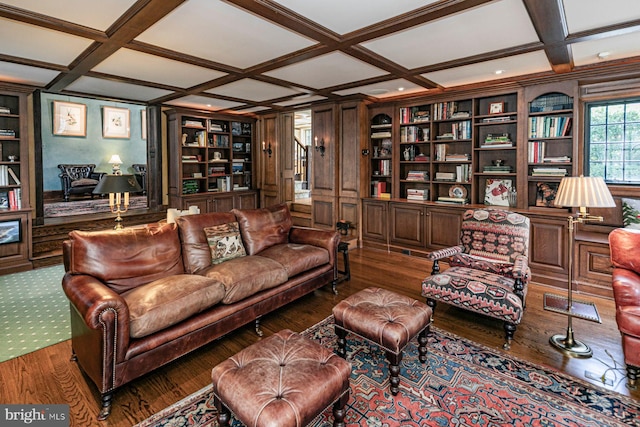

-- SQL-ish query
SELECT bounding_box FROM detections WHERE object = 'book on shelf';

[436,196,468,204]
[445,153,470,162]
[407,188,429,200]
[482,116,515,123]
[531,167,567,176]
[0,129,16,139]
[482,133,512,148]
[455,164,470,182]
[183,119,204,128]
[0,106,11,114]
[435,172,456,181]
[406,170,429,181]
[371,131,392,138]
[483,165,512,173]
[528,116,572,138]
[435,144,447,161]
[543,156,571,163]
[414,153,429,162]
[7,167,20,185]
[8,188,21,209]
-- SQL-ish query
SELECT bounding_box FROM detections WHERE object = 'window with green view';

[586,100,640,184]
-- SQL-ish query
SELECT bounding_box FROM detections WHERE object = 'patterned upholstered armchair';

[58,164,106,202]
[422,208,530,349]
[132,163,146,195]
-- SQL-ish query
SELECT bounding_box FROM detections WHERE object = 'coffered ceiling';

[1,0,639,114]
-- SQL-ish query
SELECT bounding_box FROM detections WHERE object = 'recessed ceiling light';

[368,88,389,95]
[206,104,211,107]
[495,69,505,75]
[398,87,405,91]
[597,51,610,59]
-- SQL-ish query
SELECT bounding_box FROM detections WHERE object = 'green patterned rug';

[0,264,69,362]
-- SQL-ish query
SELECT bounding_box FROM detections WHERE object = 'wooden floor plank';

[0,248,637,427]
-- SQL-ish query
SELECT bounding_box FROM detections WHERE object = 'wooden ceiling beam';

[523,0,573,73]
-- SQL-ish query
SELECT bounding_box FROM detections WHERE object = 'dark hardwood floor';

[0,248,637,426]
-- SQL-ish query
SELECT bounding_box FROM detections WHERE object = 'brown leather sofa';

[62,204,339,420]
[609,227,640,389]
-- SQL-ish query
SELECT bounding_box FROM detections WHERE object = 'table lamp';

[548,175,615,357]
[109,154,123,175]
[93,174,142,229]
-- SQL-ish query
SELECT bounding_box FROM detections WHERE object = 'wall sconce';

[314,136,325,157]
[262,141,272,158]
[93,174,142,229]
[109,154,123,175]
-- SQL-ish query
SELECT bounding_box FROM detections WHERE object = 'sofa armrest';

[289,226,340,268]
[613,269,640,308]
[62,273,130,363]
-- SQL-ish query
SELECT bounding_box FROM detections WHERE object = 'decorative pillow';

[622,198,640,229]
[204,222,246,264]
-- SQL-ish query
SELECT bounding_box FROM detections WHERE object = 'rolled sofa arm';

[289,226,340,268]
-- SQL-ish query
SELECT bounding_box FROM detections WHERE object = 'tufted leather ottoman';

[211,329,351,427]
[332,287,431,395]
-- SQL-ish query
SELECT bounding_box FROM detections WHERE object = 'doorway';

[294,110,312,204]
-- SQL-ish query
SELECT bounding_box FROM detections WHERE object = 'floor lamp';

[93,174,142,229]
[547,175,615,358]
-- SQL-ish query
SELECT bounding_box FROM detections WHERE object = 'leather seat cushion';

[202,255,288,304]
[70,178,99,187]
[333,287,432,354]
[122,274,225,338]
[258,243,329,277]
[211,329,351,427]
[422,266,524,324]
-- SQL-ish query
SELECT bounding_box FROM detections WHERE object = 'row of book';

[0,128,16,139]
[531,167,568,177]
[376,159,391,176]
[0,165,19,186]
[0,188,21,209]
[399,106,430,124]
[433,101,470,121]
[528,116,572,138]
[528,141,572,164]
[399,126,428,142]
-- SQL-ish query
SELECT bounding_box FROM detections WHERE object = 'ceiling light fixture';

[495,69,505,75]
[398,87,405,92]
[597,51,610,60]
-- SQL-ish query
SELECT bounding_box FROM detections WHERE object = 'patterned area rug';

[135,316,639,427]
[0,264,69,362]
[44,196,147,217]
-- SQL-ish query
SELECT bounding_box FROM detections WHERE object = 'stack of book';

[445,153,470,162]
[0,106,11,114]
[406,170,429,181]
[371,130,392,138]
[181,155,198,162]
[182,180,199,194]
[209,122,224,132]
[407,188,429,201]
[483,164,512,174]
[183,120,204,128]
[0,129,15,139]
[435,172,456,181]
[436,196,468,205]
[209,166,226,176]
[531,167,567,177]
[544,155,571,163]
[482,133,512,148]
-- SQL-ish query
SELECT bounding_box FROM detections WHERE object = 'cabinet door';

[212,194,234,213]
[362,199,387,242]
[390,202,426,247]
[182,196,209,213]
[425,206,462,249]
[528,215,567,289]
[234,191,257,210]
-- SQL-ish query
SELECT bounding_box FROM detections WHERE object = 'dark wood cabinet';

[528,214,568,289]
[362,199,388,243]
[425,206,462,249]
[390,202,426,247]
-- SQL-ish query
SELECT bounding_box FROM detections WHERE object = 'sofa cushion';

[202,256,288,304]
[232,204,292,255]
[259,243,329,277]
[71,178,99,187]
[204,222,246,264]
[622,198,640,229]
[67,222,185,294]
[122,274,225,338]
[176,212,238,274]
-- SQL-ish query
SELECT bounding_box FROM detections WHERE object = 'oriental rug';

[135,315,640,427]
[44,195,147,218]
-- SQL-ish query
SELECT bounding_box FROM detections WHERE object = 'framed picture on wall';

[53,101,87,136]
[141,109,147,140]
[102,106,130,138]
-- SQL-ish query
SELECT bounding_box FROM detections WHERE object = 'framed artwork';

[0,218,21,244]
[484,178,512,206]
[102,106,130,138]
[489,102,504,115]
[536,181,560,207]
[53,101,87,136]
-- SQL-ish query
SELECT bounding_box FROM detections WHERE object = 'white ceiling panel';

[274,95,327,107]
[135,0,316,69]
[422,51,551,87]
[571,31,640,67]
[333,79,426,98]
[93,48,227,89]
[361,0,539,70]
[272,0,439,35]
[0,17,92,65]
[0,0,137,31]
[234,106,272,114]
[563,0,640,33]
[165,95,244,111]
[0,61,60,86]
[264,52,388,89]
[206,79,304,102]
[65,76,172,102]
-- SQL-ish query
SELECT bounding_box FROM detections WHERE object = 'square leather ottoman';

[211,329,351,427]
[332,287,431,395]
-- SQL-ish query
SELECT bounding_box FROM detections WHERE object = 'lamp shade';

[93,174,142,194]
[553,176,615,208]
[108,154,123,164]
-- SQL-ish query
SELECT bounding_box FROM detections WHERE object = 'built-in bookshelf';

[0,89,32,273]
[399,103,431,201]
[524,83,576,209]
[369,112,393,198]
[166,109,254,212]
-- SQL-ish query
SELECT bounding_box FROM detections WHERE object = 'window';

[586,100,640,184]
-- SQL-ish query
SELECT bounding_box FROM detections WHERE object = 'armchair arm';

[511,254,529,280]
[90,171,107,181]
[428,245,464,261]
[612,269,640,308]
[62,273,130,364]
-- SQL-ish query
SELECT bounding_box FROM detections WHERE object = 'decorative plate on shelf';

[449,185,467,199]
